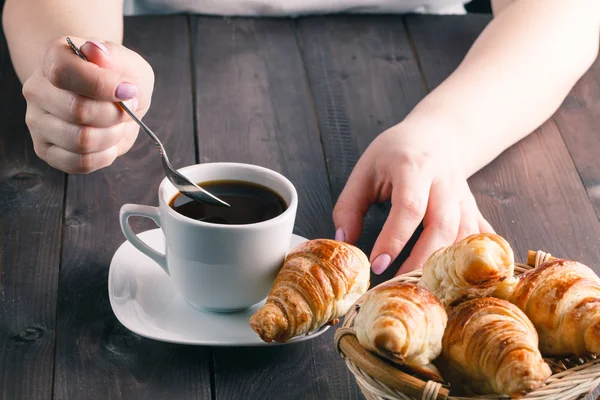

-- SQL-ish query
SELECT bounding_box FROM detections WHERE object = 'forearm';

[2,0,124,83]
[404,0,600,177]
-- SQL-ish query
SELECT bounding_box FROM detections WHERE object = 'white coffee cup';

[119,162,298,312]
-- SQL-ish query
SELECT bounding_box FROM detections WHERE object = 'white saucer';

[108,228,329,346]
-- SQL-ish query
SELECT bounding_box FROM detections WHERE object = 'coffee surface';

[169,180,287,225]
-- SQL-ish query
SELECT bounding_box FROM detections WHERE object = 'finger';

[476,208,496,233]
[370,169,430,275]
[35,122,139,174]
[80,39,154,112]
[333,161,377,244]
[29,111,128,154]
[25,103,50,148]
[397,180,460,275]
[24,70,137,127]
[116,122,140,156]
[81,39,154,112]
[80,39,154,87]
[455,189,481,241]
[43,37,139,101]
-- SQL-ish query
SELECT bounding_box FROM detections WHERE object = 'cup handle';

[119,204,169,275]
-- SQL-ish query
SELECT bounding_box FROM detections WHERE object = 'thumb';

[79,40,111,66]
[80,40,150,79]
[332,166,374,245]
[79,39,154,110]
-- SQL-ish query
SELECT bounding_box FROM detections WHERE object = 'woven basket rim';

[336,253,600,400]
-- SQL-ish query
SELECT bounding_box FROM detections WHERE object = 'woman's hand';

[333,119,494,275]
[22,37,154,174]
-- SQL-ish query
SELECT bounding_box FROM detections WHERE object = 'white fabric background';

[123,0,468,16]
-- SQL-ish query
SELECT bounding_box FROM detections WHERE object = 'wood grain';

[0,21,64,400]
[553,57,600,220]
[52,16,212,400]
[405,15,490,90]
[297,16,427,285]
[191,16,361,400]
[192,16,333,239]
[406,14,600,398]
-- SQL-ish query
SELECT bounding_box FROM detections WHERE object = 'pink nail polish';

[371,254,391,275]
[115,83,138,100]
[335,228,345,242]
[84,40,110,55]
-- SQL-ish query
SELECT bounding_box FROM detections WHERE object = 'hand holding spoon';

[66,37,229,208]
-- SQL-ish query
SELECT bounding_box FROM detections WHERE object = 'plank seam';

[188,15,200,165]
[209,348,216,400]
[189,18,216,399]
[552,116,600,223]
[403,16,431,93]
[50,172,68,400]
[294,19,336,209]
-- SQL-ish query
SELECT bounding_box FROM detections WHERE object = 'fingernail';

[335,228,345,242]
[115,83,138,100]
[371,254,391,275]
[85,40,110,55]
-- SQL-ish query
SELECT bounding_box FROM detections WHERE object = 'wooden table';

[1,13,599,400]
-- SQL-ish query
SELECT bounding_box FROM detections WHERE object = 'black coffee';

[169,180,287,225]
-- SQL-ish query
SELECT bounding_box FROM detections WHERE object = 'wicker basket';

[334,251,600,400]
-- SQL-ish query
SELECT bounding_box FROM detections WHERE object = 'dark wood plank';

[53,16,212,400]
[0,21,64,400]
[405,14,491,90]
[553,57,600,220]
[297,15,428,285]
[406,15,600,399]
[192,16,361,400]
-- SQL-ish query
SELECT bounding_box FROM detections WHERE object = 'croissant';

[442,297,551,398]
[501,258,600,357]
[353,281,447,381]
[419,233,515,307]
[249,239,371,343]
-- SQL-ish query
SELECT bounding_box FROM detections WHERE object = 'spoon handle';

[115,102,174,166]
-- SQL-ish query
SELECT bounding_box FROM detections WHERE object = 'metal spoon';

[65,37,230,208]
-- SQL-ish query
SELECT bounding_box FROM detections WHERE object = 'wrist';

[398,109,484,178]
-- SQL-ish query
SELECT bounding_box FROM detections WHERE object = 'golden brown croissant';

[441,297,551,398]
[419,233,515,307]
[249,239,370,343]
[353,281,447,381]
[501,258,600,357]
